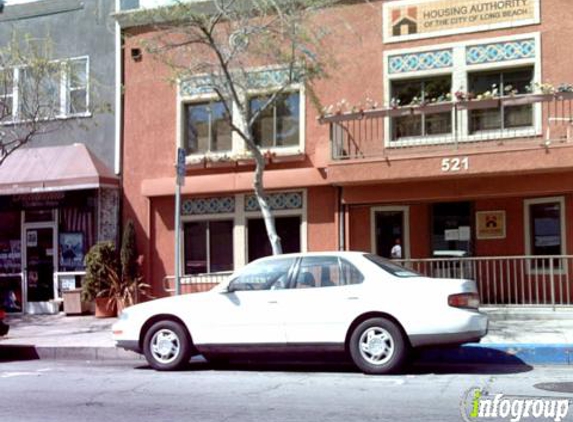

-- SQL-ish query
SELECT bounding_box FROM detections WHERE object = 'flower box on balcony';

[387,107,414,117]
[456,98,500,110]
[205,159,235,168]
[555,91,573,101]
[412,102,453,115]
[502,95,540,106]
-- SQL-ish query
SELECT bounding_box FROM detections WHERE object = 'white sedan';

[112,252,488,374]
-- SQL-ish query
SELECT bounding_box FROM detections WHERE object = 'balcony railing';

[397,255,573,307]
[163,271,232,294]
[320,93,573,160]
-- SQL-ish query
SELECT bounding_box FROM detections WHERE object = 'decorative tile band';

[245,192,303,212]
[180,68,303,97]
[466,39,535,65]
[388,49,453,74]
[182,197,235,215]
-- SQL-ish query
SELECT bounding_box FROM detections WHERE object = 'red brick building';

[118,0,573,306]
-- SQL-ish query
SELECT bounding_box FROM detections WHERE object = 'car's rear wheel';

[143,320,192,371]
[349,317,407,375]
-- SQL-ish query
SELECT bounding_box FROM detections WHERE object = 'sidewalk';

[1,309,573,365]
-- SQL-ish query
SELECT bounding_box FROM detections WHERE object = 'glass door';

[375,210,405,259]
[25,227,56,304]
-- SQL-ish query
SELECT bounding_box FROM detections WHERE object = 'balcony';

[320,92,573,161]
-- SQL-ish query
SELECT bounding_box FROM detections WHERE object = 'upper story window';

[0,69,13,117]
[184,101,232,154]
[1,56,89,122]
[67,59,89,115]
[391,76,451,141]
[469,67,533,134]
[249,91,300,148]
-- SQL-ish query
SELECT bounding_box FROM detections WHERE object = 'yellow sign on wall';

[476,211,506,240]
[383,0,540,43]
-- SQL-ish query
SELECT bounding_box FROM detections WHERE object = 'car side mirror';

[224,282,236,293]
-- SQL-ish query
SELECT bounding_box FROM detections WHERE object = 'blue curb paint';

[418,343,573,365]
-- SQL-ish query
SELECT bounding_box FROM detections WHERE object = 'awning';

[0,144,119,195]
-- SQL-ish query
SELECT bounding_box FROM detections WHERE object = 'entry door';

[25,227,56,303]
[373,208,408,259]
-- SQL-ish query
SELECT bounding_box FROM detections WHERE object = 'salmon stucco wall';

[307,187,337,252]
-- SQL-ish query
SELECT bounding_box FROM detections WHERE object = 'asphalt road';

[2,358,573,422]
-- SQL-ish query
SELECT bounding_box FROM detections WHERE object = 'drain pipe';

[338,186,345,251]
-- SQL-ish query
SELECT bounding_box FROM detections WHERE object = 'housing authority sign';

[383,0,540,43]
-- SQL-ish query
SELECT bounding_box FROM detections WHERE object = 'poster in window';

[476,211,506,240]
[59,232,84,270]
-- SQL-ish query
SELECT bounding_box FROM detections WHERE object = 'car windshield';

[364,254,421,278]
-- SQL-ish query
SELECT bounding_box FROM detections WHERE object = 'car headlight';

[118,310,129,321]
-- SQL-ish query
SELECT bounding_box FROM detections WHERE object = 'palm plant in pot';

[82,220,151,317]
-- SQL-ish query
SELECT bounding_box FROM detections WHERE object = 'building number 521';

[441,157,469,172]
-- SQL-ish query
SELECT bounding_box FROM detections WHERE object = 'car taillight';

[448,293,480,309]
[0,310,5,319]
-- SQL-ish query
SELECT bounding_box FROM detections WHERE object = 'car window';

[339,258,364,285]
[229,258,295,291]
[364,254,421,278]
[294,256,363,288]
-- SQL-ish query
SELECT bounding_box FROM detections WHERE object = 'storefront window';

[431,202,472,257]
[0,211,23,312]
[248,216,301,262]
[184,220,234,275]
[528,201,563,256]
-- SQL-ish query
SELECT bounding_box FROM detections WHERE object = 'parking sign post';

[174,148,186,296]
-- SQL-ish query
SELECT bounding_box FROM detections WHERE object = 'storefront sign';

[383,0,539,43]
[476,210,506,239]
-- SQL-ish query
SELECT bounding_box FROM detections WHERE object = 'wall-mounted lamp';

[130,48,142,62]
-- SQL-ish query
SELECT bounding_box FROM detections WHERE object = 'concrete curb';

[0,345,143,362]
[2,343,572,366]
[417,343,573,366]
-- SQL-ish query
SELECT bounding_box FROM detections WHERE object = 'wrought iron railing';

[397,255,573,307]
[163,271,232,294]
[320,93,573,160]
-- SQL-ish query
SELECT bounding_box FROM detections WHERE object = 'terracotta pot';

[94,297,116,318]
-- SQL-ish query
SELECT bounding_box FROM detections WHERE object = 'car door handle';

[268,300,278,304]
[347,296,359,300]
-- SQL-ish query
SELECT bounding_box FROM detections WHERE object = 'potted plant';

[82,220,151,317]
[82,241,118,318]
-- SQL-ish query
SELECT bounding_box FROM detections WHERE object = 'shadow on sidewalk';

[0,345,40,363]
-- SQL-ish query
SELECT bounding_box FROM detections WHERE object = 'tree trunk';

[252,149,283,255]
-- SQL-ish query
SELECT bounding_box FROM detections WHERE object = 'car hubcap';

[150,329,180,364]
[359,327,394,365]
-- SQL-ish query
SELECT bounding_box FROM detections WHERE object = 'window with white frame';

[468,67,533,134]
[525,198,565,257]
[0,68,13,118]
[179,71,304,158]
[391,76,452,140]
[67,58,89,115]
[184,101,232,154]
[384,34,540,146]
[249,91,300,148]
[2,56,88,122]
[183,220,234,275]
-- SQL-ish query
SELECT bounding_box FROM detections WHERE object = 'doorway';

[24,225,57,313]
[371,206,410,259]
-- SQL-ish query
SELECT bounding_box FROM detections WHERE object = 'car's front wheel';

[349,317,407,375]
[143,320,192,371]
